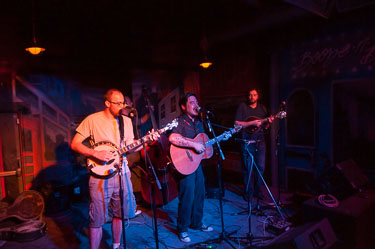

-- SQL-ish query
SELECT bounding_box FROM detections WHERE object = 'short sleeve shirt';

[76,111,134,172]
[235,102,268,140]
[171,113,205,139]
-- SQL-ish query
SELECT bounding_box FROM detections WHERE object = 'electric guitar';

[170,125,242,175]
[87,119,178,178]
[245,110,287,133]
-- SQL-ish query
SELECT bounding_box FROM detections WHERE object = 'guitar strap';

[118,115,125,145]
[261,104,267,115]
[89,135,95,147]
[118,116,126,171]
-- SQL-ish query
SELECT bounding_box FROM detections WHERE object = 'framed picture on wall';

[170,95,177,113]
[158,87,181,127]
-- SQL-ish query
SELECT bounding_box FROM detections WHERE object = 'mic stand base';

[227,147,287,248]
[231,197,267,217]
[187,231,238,249]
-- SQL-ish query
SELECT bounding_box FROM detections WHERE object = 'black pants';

[241,141,266,196]
[176,165,205,233]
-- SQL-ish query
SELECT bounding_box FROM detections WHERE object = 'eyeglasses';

[108,101,125,106]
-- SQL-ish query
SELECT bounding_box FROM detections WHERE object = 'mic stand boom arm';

[205,113,225,161]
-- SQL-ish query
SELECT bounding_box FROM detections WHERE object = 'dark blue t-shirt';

[235,102,268,141]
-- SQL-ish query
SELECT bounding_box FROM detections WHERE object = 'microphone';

[195,106,213,115]
[124,105,137,111]
[120,105,137,115]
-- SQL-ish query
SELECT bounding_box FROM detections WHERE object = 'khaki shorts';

[88,171,136,227]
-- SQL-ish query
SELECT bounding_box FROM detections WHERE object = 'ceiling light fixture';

[200,59,212,69]
[199,36,212,69]
[26,0,45,55]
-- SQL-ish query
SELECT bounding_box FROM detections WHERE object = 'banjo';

[87,119,178,178]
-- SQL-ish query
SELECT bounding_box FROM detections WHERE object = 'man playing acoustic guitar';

[71,89,159,249]
[168,93,214,243]
[235,88,273,201]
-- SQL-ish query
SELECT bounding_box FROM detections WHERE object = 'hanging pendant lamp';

[25,0,45,55]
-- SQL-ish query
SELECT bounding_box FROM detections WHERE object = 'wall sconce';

[25,0,45,55]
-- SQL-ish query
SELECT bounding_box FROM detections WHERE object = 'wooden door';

[20,115,41,190]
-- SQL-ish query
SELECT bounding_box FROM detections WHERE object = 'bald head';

[103,89,124,104]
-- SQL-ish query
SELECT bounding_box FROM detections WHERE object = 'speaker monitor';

[303,192,375,249]
[261,218,337,249]
[317,159,367,200]
[336,159,368,190]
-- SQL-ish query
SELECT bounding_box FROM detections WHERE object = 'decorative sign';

[290,31,375,79]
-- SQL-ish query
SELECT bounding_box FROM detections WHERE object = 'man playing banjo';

[71,89,159,249]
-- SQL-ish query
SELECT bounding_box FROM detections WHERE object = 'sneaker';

[179,232,191,243]
[112,243,124,249]
[192,224,214,232]
[134,209,142,216]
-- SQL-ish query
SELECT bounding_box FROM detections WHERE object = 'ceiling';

[0,1,295,69]
[1,0,374,86]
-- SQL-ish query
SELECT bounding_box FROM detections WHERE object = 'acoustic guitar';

[170,125,242,175]
[245,110,287,133]
[87,119,178,178]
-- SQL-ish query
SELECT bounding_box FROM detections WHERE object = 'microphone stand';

[231,138,264,217]
[275,130,283,207]
[117,113,131,249]
[277,103,287,207]
[189,112,237,249]
[116,161,127,249]
[237,145,286,248]
[132,109,161,248]
[142,143,161,249]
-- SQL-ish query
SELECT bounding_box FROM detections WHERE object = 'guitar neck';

[262,112,284,123]
[205,130,232,147]
[260,115,273,123]
[119,126,169,155]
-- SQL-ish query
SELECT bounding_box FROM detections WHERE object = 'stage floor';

[0,184,297,249]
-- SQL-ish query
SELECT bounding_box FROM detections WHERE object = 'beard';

[110,109,120,117]
[249,99,257,104]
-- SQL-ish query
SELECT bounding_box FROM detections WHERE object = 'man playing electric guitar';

[168,93,214,243]
[71,89,159,249]
[235,88,273,201]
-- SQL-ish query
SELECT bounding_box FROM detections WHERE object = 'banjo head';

[87,142,122,178]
